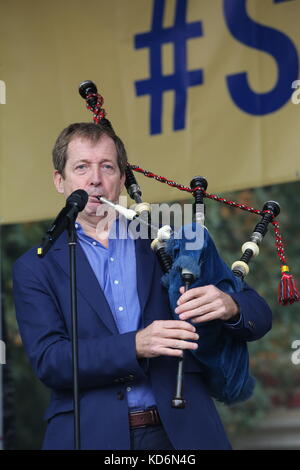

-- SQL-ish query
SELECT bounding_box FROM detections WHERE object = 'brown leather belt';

[129,407,161,429]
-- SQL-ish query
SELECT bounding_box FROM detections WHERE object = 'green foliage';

[215,380,272,437]
[1,220,51,449]
[201,181,300,437]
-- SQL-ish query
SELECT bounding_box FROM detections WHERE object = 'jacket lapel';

[50,232,119,334]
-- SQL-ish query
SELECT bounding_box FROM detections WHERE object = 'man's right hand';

[135,320,199,358]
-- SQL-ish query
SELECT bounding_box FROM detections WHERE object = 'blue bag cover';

[162,223,255,405]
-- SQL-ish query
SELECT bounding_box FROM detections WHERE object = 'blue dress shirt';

[76,218,156,411]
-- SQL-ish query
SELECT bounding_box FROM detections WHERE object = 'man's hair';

[52,122,128,177]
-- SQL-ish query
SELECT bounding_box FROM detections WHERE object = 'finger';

[161,338,199,351]
[178,303,215,321]
[158,348,184,358]
[177,286,207,305]
[161,328,199,341]
[175,296,209,315]
[190,312,220,324]
[156,320,197,332]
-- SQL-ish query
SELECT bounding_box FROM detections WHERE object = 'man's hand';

[174,285,240,324]
[135,320,199,359]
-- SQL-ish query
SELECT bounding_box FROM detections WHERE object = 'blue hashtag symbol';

[134,0,203,135]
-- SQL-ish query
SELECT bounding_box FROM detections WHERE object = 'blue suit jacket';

[13,233,272,450]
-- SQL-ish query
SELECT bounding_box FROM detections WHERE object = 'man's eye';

[75,164,87,170]
[102,164,114,172]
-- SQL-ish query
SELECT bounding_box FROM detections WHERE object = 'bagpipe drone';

[79,80,300,408]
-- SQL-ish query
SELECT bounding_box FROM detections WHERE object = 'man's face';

[53,134,125,219]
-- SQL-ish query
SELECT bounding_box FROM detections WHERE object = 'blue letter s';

[224,0,299,115]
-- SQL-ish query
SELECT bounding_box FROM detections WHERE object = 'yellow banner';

[1,0,300,224]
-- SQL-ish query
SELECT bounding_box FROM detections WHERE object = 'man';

[13,122,272,450]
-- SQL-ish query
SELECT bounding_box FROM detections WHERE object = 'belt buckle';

[148,407,159,425]
[138,409,148,428]
[131,409,148,429]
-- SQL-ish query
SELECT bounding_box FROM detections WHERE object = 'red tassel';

[278,266,300,305]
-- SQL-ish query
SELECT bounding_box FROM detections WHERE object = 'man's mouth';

[88,195,103,203]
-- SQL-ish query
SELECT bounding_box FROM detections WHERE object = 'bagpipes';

[78,80,300,407]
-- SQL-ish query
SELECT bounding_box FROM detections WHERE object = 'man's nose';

[90,165,102,186]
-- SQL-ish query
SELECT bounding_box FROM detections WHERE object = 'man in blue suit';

[13,122,272,450]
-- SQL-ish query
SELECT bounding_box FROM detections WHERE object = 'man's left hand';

[174,285,240,324]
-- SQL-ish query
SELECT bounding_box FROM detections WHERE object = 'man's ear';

[53,170,65,194]
[120,172,126,190]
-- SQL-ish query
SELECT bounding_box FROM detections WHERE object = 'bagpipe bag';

[162,223,255,405]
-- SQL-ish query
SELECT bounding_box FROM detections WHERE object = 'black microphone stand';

[38,190,87,450]
[66,215,81,450]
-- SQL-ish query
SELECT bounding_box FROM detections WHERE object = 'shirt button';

[114,280,119,285]
[118,306,124,312]
[126,387,132,392]
[75,224,79,229]
[92,241,97,246]
[110,257,114,262]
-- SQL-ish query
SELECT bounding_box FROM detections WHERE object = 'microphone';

[37,190,88,257]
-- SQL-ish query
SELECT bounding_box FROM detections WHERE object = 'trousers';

[130,424,175,450]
